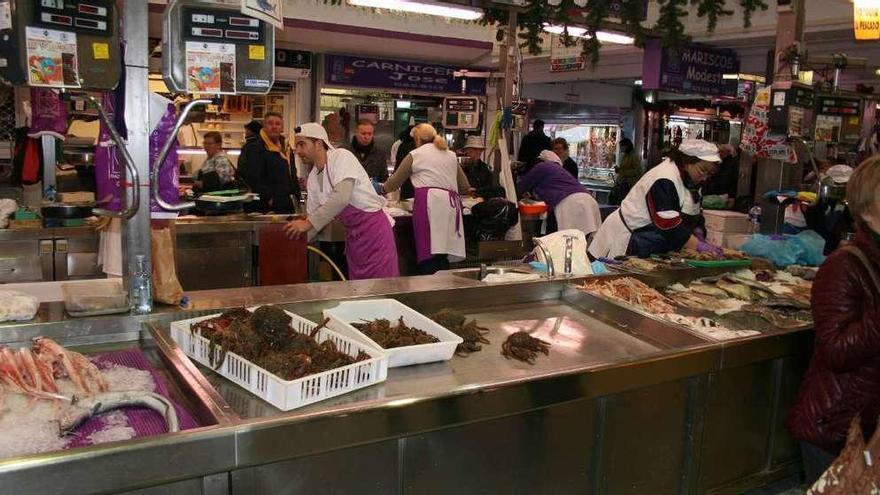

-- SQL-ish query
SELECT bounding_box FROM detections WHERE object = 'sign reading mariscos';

[642,39,740,97]
[324,54,486,96]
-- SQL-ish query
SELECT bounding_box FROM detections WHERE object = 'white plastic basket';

[323,299,463,368]
[169,308,388,411]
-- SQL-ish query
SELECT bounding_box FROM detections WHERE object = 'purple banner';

[325,54,486,96]
[642,39,740,97]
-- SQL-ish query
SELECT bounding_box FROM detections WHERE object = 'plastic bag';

[0,290,39,322]
[149,95,180,214]
[741,231,826,267]
[27,88,67,139]
[151,227,184,305]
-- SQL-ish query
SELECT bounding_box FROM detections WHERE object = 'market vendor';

[516,150,602,239]
[193,131,237,193]
[589,139,723,259]
[382,123,473,274]
[283,123,399,280]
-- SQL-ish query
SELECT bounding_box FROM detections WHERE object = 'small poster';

[241,0,283,30]
[814,115,841,142]
[549,35,585,73]
[740,87,797,163]
[25,27,80,88]
[185,42,236,94]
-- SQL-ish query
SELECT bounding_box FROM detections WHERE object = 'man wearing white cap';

[284,123,399,280]
[461,135,493,190]
[589,139,724,259]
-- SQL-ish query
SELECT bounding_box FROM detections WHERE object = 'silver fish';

[57,391,180,435]
[690,283,729,298]
[723,275,776,297]
[717,278,755,301]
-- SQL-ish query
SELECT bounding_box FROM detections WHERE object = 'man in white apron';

[589,139,724,259]
[285,123,399,280]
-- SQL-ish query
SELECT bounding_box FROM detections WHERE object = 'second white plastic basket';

[323,299,463,368]
[169,308,388,411]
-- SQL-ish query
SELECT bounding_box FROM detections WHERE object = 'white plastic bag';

[533,229,593,276]
[0,290,39,322]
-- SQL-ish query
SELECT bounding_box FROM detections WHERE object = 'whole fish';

[723,275,776,297]
[717,278,755,301]
[57,391,179,435]
[690,283,729,299]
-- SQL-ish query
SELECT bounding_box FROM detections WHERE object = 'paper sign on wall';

[185,42,236,94]
[25,27,80,88]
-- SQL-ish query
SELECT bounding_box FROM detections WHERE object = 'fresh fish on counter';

[717,278,756,301]
[580,277,677,314]
[661,313,760,341]
[742,305,812,330]
[690,283,729,299]
[670,291,727,312]
[57,391,180,435]
[722,275,776,297]
[758,296,811,310]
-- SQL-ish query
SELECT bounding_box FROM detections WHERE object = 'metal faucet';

[151,99,213,211]
[85,95,140,219]
[563,235,576,277]
[479,263,489,280]
[532,238,555,279]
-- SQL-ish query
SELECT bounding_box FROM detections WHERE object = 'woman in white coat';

[589,139,724,260]
[382,124,473,274]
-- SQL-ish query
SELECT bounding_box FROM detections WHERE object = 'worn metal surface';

[0,272,811,494]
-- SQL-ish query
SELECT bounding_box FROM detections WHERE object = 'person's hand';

[283,218,312,239]
[696,240,724,259]
[466,187,477,198]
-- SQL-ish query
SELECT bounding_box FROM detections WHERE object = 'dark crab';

[501,331,550,365]
[429,309,491,357]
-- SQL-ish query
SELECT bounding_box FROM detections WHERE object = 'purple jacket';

[516,161,588,208]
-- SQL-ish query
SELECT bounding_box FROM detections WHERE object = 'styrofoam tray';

[323,299,463,368]
[169,307,388,411]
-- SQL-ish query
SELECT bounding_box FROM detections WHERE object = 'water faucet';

[563,235,576,277]
[479,263,489,280]
[532,238,555,279]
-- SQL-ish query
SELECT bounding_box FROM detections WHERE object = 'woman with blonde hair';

[382,123,473,274]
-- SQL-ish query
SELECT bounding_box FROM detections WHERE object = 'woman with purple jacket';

[516,150,602,239]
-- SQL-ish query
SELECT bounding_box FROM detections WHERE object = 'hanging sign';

[854,0,880,40]
[241,0,283,30]
[549,35,585,73]
[325,54,486,96]
[25,27,80,88]
[642,38,739,97]
[185,41,236,94]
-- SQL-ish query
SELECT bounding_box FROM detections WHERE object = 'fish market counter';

[0,271,811,495]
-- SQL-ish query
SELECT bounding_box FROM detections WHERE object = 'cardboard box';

[707,229,752,250]
[704,210,750,233]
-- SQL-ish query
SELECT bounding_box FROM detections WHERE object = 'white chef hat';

[678,139,722,162]
[538,149,563,165]
[295,122,335,150]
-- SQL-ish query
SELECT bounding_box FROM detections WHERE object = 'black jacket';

[237,136,300,213]
[347,138,388,182]
[517,130,552,165]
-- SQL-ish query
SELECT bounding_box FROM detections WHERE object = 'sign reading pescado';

[325,54,486,96]
[642,39,740,97]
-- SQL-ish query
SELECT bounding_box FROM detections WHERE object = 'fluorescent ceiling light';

[347,0,483,20]
[396,100,412,109]
[542,24,635,45]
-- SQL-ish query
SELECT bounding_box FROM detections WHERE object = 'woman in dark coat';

[787,156,880,484]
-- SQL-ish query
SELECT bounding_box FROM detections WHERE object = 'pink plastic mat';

[65,348,201,449]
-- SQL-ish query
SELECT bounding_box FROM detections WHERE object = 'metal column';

[40,136,56,192]
[121,1,152,281]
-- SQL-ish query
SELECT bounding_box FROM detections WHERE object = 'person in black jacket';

[392,125,416,199]
[346,120,388,185]
[237,112,300,213]
[551,137,579,179]
[517,119,552,166]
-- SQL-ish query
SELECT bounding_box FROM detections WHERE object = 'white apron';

[555,192,602,239]
[589,159,699,259]
[411,145,465,262]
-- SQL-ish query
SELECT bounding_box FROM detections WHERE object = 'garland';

[321,0,770,65]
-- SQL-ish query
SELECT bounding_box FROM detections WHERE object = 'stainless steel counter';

[0,271,810,494]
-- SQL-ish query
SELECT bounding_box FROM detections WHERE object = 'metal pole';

[40,136,56,193]
[121,1,152,286]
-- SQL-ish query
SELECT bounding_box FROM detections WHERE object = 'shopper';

[194,131,236,193]
[589,139,723,259]
[461,136,493,190]
[787,156,880,485]
[382,123,473,274]
[612,138,642,202]
[284,123,399,280]
[551,138,579,179]
[517,150,602,240]
[517,119,552,167]
[702,143,739,209]
[237,112,300,213]
[347,120,388,186]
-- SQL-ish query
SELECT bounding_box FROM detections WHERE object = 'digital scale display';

[183,7,263,44]
[33,0,113,35]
